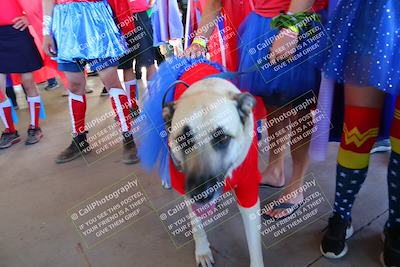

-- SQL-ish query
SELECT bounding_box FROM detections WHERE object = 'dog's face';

[163,78,255,205]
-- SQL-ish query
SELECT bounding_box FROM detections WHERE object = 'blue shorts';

[57,57,119,72]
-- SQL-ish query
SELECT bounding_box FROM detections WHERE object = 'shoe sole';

[55,150,90,164]
[0,137,21,149]
[25,133,43,145]
[122,157,140,165]
[320,244,349,259]
[380,252,389,267]
[371,147,392,154]
[320,225,354,259]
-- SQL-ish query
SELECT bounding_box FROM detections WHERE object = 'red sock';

[390,97,400,154]
[0,98,16,132]
[124,80,138,109]
[109,88,131,132]
[338,106,381,169]
[27,96,41,128]
[68,92,87,134]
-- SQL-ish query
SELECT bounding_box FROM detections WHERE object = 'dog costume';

[137,57,261,208]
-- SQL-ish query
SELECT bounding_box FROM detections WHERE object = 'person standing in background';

[117,0,157,113]
[0,0,45,149]
[42,0,139,164]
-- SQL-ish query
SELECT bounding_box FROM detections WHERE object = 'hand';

[181,43,207,59]
[269,28,299,64]
[12,16,29,31]
[43,35,57,57]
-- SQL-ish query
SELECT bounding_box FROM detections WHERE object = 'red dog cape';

[136,57,261,208]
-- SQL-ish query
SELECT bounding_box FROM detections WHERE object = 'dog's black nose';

[187,177,216,203]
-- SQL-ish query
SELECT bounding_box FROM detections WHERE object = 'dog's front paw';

[196,248,214,267]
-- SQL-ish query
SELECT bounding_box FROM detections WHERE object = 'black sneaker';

[381,224,400,267]
[130,106,140,120]
[122,132,139,164]
[25,126,43,145]
[56,132,91,164]
[87,71,98,77]
[320,213,354,259]
[100,87,108,96]
[44,82,59,91]
[0,129,21,149]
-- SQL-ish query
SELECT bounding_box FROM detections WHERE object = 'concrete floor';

[0,77,391,267]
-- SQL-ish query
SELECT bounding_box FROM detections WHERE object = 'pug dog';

[163,77,264,267]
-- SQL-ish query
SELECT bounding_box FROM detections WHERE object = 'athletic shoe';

[371,139,391,154]
[381,224,400,267]
[100,87,108,96]
[62,89,93,97]
[44,82,59,91]
[87,71,98,77]
[122,132,139,164]
[25,126,43,145]
[320,213,354,259]
[56,132,91,163]
[130,106,140,120]
[0,129,21,149]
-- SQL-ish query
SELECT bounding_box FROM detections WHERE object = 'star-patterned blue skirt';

[321,0,400,95]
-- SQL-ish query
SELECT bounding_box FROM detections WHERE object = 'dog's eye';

[212,128,231,150]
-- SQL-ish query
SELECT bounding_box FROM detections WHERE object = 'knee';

[21,73,34,86]
[68,79,85,93]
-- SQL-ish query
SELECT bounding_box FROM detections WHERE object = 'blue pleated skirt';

[52,1,127,62]
[238,12,325,103]
[321,0,400,95]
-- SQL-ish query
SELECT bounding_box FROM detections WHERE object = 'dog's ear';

[162,102,175,127]
[232,93,255,124]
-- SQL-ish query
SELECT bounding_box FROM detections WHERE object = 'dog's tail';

[134,56,224,188]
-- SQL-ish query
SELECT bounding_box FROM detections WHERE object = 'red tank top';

[254,0,328,17]
[0,0,24,26]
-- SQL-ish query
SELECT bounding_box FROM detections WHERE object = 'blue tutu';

[134,57,224,188]
[321,0,400,95]
[238,12,325,102]
[52,1,127,62]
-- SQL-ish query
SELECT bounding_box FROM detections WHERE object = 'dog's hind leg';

[239,199,264,267]
[187,204,214,267]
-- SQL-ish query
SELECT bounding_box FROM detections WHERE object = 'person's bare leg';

[146,64,156,81]
[98,66,123,91]
[55,71,89,163]
[0,73,21,148]
[123,68,136,83]
[266,106,314,218]
[345,84,385,108]
[64,71,86,96]
[98,66,139,164]
[260,105,290,187]
[20,72,39,97]
[0,74,6,102]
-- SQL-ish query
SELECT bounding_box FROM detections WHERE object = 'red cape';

[169,63,261,208]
